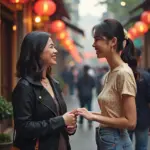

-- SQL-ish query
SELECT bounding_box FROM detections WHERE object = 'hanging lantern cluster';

[56,30,69,40]
[50,20,65,33]
[50,19,82,63]
[9,0,29,3]
[127,11,150,41]
[141,11,150,24]
[34,0,56,16]
[9,0,56,15]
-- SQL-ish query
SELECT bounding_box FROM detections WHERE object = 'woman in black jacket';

[12,31,77,150]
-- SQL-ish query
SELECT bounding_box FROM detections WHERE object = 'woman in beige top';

[77,19,137,150]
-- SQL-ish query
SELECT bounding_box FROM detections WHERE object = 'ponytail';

[121,38,138,80]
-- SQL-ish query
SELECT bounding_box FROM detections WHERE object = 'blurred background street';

[1,0,150,150]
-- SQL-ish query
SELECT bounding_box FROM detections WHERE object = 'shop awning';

[123,15,140,27]
[129,1,149,15]
[73,40,84,49]
[62,17,85,37]
[51,0,70,20]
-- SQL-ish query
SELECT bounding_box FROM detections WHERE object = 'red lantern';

[127,32,135,40]
[56,31,69,40]
[134,21,148,35]
[141,11,150,24]
[68,44,75,51]
[9,0,29,3]
[34,0,56,16]
[128,27,138,38]
[50,20,65,33]
[62,38,73,47]
[71,52,82,63]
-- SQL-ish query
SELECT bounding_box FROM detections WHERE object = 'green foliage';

[99,0,143,22]
[0,133,11,143]
[0,96,13,121]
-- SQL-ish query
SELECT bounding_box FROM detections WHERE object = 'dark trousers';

[128,128,149,150]
[79,96,92,124]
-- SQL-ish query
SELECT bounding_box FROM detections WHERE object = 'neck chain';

[41,78,50,87]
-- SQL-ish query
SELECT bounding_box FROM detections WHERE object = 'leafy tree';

[96,0,143,21]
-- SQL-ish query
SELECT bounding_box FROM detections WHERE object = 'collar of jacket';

[24,75,59,87]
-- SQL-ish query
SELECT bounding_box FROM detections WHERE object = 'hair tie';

[124,29,128,40]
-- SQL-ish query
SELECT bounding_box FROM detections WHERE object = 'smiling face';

[92,36,113,59]
[92,20,125,59]
[40,37,58,67]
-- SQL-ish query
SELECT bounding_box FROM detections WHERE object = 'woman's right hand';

[63,112,76,126]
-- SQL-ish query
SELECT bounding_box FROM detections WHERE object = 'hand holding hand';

[77,108,94,121]
[69,109,78,117]
[63,112,76,126]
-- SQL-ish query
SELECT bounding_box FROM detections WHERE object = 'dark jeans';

[128,128,149,150]
[69,84,74,95]
[79,96,92,124]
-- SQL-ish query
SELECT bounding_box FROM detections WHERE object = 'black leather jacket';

[12,76,73,150]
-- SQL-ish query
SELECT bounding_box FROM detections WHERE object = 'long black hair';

[92,19,138,79]
[16,31,51,80]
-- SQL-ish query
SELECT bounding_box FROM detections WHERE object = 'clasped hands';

[63,108,93,134]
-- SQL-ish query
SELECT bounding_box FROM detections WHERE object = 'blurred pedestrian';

[128,48,150,150]
[77,19,137,150]
[61,66,75,96]
[12,31,77,150]
[76,65,95,127]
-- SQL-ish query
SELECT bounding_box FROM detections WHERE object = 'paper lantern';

[9,0,29,3]
[56,31,69,40]
[134,21,148,35]
[128,27,138,38]
[127,32,135,40]
[70,50,82,63]
[141,11,150,24]
[62,38,73,47]
[50,20,65,33]
[34,0,56,16]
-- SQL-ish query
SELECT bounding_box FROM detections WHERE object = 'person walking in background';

[68,66,76,96]
[128,48,150,150]
[12,31,77,150]
[76,65,95,128]
[77,19,137,150]
[61,66,75,96]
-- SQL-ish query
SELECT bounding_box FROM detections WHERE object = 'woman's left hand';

[77,108,94,121]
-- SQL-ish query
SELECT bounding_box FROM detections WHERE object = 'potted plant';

[0,96,13,150]
[0,133,12,150]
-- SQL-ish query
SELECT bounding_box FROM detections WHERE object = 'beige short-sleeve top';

[98,63,137,127]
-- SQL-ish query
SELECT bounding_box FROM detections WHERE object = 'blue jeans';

[129,128,149,150]
[96,127,133,150]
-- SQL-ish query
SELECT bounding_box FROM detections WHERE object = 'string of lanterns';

[9,0,29,3]
[9,0,82,63]
[127,11,150,40]
[50,19,82,63]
